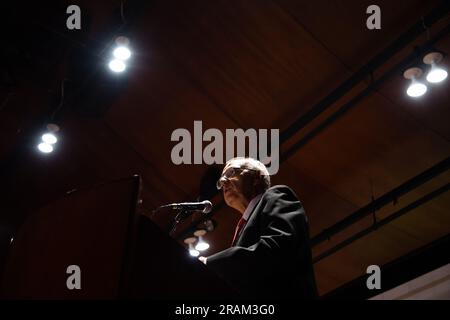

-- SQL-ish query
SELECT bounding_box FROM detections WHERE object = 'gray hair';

[225,157,271,191]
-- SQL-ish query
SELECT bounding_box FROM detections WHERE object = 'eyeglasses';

[216,167,240,190]
[216,167,261,190]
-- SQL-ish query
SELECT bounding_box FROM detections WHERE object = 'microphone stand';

[153,203,205,236]
[168,209,193,237]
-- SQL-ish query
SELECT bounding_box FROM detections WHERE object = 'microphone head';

[201,200,213,213]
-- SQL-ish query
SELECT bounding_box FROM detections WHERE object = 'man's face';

[219,162,254,211]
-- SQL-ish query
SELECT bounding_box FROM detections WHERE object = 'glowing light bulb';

[38,143,53,153]
[426,63,448,83]
[108,59,126,73]
[189,249,200,257]
[407,78,427,98]
[195,237,210,251]
[42,133,57,144]
[113,46,131,60]
[188,243,200,257]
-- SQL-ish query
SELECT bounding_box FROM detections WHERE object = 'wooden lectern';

[0,176,237,299]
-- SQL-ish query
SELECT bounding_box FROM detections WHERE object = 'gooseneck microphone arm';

[152,200,213,236]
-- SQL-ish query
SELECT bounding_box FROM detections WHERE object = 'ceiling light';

[423,52,448,84]
[403,67,427,98]
[113,46,131,60]
[407,80,427,97]
[47,123,60,133]
[109,59,126,73]
[37,123,59,154]
[38,142,54,153]
[42,133,57,144]
[115,36,130,47]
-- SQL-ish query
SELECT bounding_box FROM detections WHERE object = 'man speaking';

[200,157,318,299]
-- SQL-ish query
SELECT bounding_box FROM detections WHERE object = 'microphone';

[156,200,213,214]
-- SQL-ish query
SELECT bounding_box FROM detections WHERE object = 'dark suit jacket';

[207,185,318,299]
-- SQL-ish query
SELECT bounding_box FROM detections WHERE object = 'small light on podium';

[194,229,210,251]
[184,237,199,257]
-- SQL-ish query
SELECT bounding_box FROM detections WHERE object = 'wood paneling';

[2,0,449,296]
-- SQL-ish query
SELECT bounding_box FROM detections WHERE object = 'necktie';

[231,217,247,246]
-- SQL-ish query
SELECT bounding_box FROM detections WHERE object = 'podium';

[0,176,237,299]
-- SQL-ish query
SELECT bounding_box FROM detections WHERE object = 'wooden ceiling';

[1,0,449,296]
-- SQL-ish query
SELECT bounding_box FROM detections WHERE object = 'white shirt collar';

[243,193,263,221]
